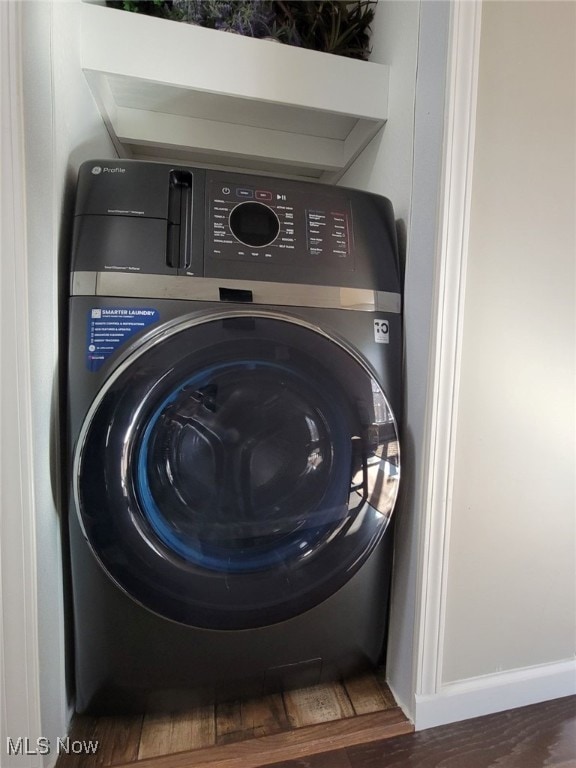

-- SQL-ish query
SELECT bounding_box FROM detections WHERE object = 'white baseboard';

[414,658,576,731]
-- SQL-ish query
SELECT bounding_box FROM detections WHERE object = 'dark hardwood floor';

[268,695,576,768]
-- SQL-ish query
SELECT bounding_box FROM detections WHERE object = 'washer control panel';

[73,160,400,291]
[207,172,354,271]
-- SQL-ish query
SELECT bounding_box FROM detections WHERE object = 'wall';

[1,4,41,766]
[340,0,419,223]
[341,0,451,716]
[20,0,115,762]
[442,0,576,685]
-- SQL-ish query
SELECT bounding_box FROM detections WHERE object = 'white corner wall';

[416,0,576,729]
[343,1,452,718]
[339,0,420,221]
[18,1,116,763]
[339,0,421,714]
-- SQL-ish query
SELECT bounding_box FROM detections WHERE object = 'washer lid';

[74,311,400,630]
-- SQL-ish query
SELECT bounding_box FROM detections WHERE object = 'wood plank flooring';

[56,671,411,768]
[56,680,575,768]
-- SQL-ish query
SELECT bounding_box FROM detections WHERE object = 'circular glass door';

[74,311,400,629]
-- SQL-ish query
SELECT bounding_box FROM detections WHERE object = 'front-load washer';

[67,160,402,714]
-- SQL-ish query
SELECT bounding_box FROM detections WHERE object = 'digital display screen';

[230,202,280,247]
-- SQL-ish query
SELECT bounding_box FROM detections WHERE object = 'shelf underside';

[80,4,389,180]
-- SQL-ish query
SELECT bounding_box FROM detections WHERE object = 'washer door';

[74,312,400,629]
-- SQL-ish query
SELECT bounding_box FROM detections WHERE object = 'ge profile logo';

[91,166,102,175]
[373,319,390,344]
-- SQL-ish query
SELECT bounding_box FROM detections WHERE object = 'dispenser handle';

[167,170,192,269]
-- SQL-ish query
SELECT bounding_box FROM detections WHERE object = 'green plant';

[108,0,171,16]
[168,1,276,36]
[271,1,375,60]
[106,0,376,60]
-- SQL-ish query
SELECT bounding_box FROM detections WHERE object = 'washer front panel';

[74,311,400,629]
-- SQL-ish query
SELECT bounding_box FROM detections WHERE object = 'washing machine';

[67,160,402,714]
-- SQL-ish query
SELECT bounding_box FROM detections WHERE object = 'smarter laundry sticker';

[86,308,159,371]
[373,319,390,344]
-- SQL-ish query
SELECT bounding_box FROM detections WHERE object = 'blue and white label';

[373,319,390,344]
[86,308,159,371]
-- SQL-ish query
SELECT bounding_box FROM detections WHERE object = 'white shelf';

[80,3,390,180]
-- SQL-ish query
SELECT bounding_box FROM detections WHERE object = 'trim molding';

[415,659,576,731]
[415,0,483,705]
[0,3,43,767]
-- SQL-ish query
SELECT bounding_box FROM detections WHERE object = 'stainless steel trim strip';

[71,270,97,296]
[71,271,401,313]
